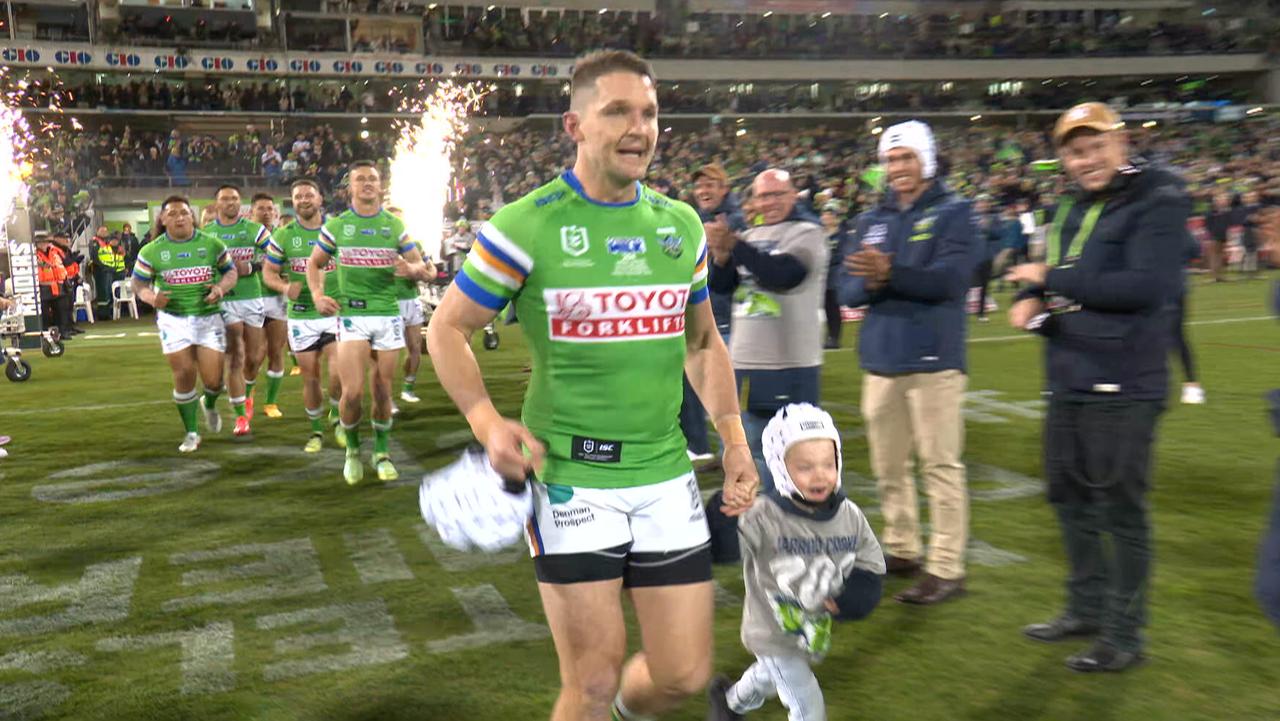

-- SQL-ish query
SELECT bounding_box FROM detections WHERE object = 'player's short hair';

[161,195,193,213]
[570,50,655,107]
[290,178,322,195]
[349,159,378,174]
[251,192,274,205]
[214,184,241,198]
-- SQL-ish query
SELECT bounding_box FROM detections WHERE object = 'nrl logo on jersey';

[561,226,589,257]
[656,227,682,258]
[343,224,355,237]
[160,250,171,261]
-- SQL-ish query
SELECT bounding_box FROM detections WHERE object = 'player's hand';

[0,297,13,311]
[823,598,840,615]
[479,418,545,482]
[314,295,340,316]
[421,261,438,281]
[1005,262,1048,286]
[394,257,412,278]
[235,259,252,277]
[203,286,225,305]
[286,281,303,300]
[719,444,759,517]
[152,290,171,309]
[1009,297,1046,330]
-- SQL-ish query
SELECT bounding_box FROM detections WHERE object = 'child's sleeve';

[832,502,886,622]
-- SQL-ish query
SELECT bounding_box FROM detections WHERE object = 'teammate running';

[251,192,290,419]
[205,184,270,436]
[387,206,432,405]
[262,179,344,453]
[427,50,758,721]
[131,196,239,452]
[307,161,434,484]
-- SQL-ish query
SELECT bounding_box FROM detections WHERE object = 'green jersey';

[264,221,338,320]
[457,171,710,489]
[317,208,412,317]
[395,236,425,301]
[132,231,233,317]
[204,218,269,300]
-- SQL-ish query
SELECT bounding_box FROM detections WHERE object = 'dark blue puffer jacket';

[838,180,978,375]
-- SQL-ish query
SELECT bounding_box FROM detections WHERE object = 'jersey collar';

[562,170,641,208]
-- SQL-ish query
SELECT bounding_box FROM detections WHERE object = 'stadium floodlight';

[360,130,370,139]
[821,12,831,18]
[970,115,982,122]
[1247,107,1264,115]
[598,7,608,13]
[763,11,773,17]
[1142,121,1158,129]
[871,127,883,136]
[736,128,747,137]
[879,12,889,18]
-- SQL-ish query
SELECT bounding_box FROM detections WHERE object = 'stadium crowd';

[31,116,1280,231]
[453,12,1277,60]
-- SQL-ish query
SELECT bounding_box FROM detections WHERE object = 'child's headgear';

[762,403,843,501]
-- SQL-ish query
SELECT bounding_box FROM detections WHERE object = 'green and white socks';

[372,419,392,456]
[266,370,284,405]
[174,389,200,434]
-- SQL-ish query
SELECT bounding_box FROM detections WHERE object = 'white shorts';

[263,295,289,322]
[398,298,424,327]
[287,317,340,354]
[157,312,226,355]
[221,298,266,328]
[526,472,709,557]
[338,315,405,352]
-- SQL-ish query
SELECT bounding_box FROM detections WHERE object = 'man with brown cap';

[1005,102,1187,672]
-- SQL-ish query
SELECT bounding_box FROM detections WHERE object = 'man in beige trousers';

[840,120,978,604]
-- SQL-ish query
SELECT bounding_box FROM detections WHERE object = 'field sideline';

[1,277,1277,721]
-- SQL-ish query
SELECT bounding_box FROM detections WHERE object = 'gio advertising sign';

[0,42,571,80]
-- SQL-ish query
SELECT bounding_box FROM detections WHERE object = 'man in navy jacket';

[839,120,978,606]
[1006,102,1187,672]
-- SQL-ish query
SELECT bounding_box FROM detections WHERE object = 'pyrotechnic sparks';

[389,81,486,260]
[0,72,36,232]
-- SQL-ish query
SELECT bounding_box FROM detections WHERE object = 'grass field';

[1,276,1278,721]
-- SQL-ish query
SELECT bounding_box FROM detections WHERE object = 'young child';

[708,402,886,721]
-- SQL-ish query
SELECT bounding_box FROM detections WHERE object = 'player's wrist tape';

[714,414,748,447]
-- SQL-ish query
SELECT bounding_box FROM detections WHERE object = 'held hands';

[720,444,759,517]
[151,289,171,309]
[314,295,340,316]
[286,281,303,300]
[393,257,412,278]
[202,285,225,305]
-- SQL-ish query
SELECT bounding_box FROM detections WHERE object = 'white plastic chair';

[111,280,138,320]
[73,284,94,324]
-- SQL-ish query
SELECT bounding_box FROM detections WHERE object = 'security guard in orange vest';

[35,232,72,335]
